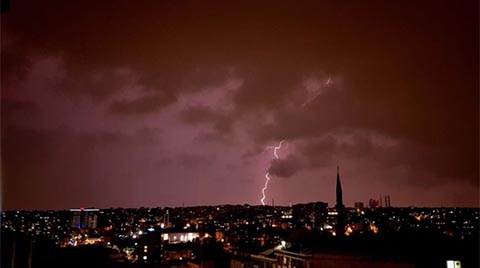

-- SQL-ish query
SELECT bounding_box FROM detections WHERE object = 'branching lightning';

[258,77,333,205]
[261,140,285,206]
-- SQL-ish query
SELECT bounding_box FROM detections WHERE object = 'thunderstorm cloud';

[1,0,478,209]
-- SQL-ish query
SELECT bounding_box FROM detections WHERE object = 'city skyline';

[1,1,479,210]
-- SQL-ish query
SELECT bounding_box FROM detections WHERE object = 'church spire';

[336,166,343,206]
[335,166,345,236]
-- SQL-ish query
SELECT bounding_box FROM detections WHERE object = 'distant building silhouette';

[70,208,99,229]
[369,198,380,209]
[354,202,364,210]
[369,195,391,209]
[335,167,345,236]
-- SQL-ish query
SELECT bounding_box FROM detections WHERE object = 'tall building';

[335,167,345,236]
[369,198,379,209]
[354,202,364,210]
[70,208,99,229]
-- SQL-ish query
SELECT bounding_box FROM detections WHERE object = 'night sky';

[1,1,478,210]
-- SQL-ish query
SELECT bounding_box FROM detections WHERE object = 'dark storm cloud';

[109,93,176,115]
[193,131,231,144]
[267,155,303,178]
[232,67,304,112]
[62,68,140,101]
[2,1,233,107]
[298,136,338,168]
[249,68,478,185]
[109,67,233,116]
[297,133,478,187]
[80,128,161,147]
[176,153,214,169]
[263,128,478,187]
[140,68,232,94]
[1,0,478,208]
[179,105,233,133]
[265,134,374,179]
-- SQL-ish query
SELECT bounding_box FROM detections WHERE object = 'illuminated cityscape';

[1,0,478,268]
[2,171,478,267]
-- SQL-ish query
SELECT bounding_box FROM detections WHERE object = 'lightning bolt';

[261,173,271,206]
[302,77,333,107]
[261,140,285,206]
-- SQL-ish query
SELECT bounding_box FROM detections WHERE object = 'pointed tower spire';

[336,166,343,206]
[335,166,345,236]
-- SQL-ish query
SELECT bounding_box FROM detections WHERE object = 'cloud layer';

[2,0,478,209]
